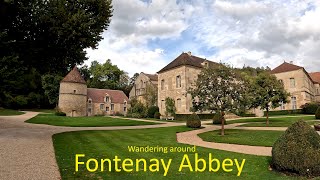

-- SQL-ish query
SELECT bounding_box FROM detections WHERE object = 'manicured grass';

[0,109,24,116]
[228,116,316,127]
[26,114,158,127]
[198,129,284,147]
[240,120,320,127]
[53,127,297,180]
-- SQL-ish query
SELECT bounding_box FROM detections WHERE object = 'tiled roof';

[157,53,218,73]
[309,72,320,84]
[61,66,86,84]
[143,73,158,81]
[271,62,303,74]
[87,88,128,104]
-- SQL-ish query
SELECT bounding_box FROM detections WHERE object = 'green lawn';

[239,120,320,127]
[198,129,284,147]
[0,109,24,116]
[26,114,158,127]
[228,116,316,127]
[52,127,300,180]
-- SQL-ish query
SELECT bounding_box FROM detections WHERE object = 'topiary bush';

[212,112,227,125]
[316,107,320,120]
[271,120,320,177]
[55,111,66,116]
[154,112,161,119]
[147,106,159,118]
[186,113,201,128]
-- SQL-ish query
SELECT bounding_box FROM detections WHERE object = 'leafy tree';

[87,60,126,89]
[41,74,63,106]
[0,0,113,108]
[249,72,290,125]
[165,97,176,119]
[189,64,248,135]
[143,83,158,108]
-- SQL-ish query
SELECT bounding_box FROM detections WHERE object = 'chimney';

[187,51,192,56]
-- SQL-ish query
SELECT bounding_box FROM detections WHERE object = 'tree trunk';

[221,111,225,136]
[266,108,269,127]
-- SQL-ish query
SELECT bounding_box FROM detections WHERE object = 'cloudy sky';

[86,0,320,76]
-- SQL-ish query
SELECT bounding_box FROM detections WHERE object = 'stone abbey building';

[58,67,129,117]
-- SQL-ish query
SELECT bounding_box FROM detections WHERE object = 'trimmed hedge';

[316,107,320,120]
[271,120,320,177]
[186,113,201,128]
[264,109,303,116]
[175,113,215,120]
[212,113,227,125]
[238,113,256,117]
[301,103,320,114]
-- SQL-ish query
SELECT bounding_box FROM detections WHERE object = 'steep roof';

[87,88,128,104]
[271,62,303,74]
[61,66,86,84]
[143,73,158,81]
[309,72,320,84]
[157,53,218,73]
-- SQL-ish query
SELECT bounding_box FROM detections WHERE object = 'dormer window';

[88,99,92,104]
[73,90,76,93]
[105,96,109,102]
[124,101,127,106]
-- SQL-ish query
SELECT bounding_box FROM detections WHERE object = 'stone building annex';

[58,67,129,117]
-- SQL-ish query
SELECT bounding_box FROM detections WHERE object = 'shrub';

[212,112,227,125]
[154,112,161,119]
[128,101,147,118]
[301,103,320,114]
[316,107,320,120]
[147,106,159,118]
[130,113,143,119]
[264,109,303,116]
[186,113,201,128]
[55,111,66,116]
[271,120,320,177]
[114,112,123,116]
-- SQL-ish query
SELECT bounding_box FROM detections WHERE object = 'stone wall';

[89,102,130,116]
[58,82,87,117]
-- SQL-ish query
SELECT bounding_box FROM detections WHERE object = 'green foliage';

[55,111,66,116]
[143,84,158,108]
[41,74,63,105]
[271,120,320,177]
[249,72,290,114]
[154,112,161,119]
[147,106,159,118]
[301,103,320,114]
[127,101,147,118]
[212,112,227,125]
[114,112,124,116]
[264,109,303,116]
[165,97,176,117]
[0,0,113,108]
[316,107,320,120]
[186,113,201,128]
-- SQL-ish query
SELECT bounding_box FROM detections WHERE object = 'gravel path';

[1,112,319,179]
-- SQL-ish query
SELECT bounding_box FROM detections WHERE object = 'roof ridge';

[61,66,86,84]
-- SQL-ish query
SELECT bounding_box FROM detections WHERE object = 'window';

[176,75,181,88]
[88,99,92,104]
[140,80,143,88]
[100,104,104,110]
[105,96,109,102]
[291,97,297,110]
[177,98,181,108]
[290,78,295,88]
[124,107,127,112]
[161,79,165,90]
[161,100,165,109]
[111,104,114,111]
[136,89,140,95]
[73,90,76,93]
[106,107,109,112]
[88,108,91,113]
[124,101,127,106]
[280,101,285,110]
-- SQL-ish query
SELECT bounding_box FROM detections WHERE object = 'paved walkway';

[0,112,180,180]
[0,112,319,179]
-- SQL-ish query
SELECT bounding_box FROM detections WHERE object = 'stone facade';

[271,64,320,111]
[157,52,217,115]
[58,67,129,117]
[129,72,158,105]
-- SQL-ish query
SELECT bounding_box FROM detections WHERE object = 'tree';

[249,72,290,126]
[143,83,158,108]
[41,74,63,106]
[189,65,248,135]
[87,60,126,89]
[0,0,113,108]
[165,97,176,119]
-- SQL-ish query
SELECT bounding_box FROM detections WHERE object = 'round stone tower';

[58,66,87,117]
